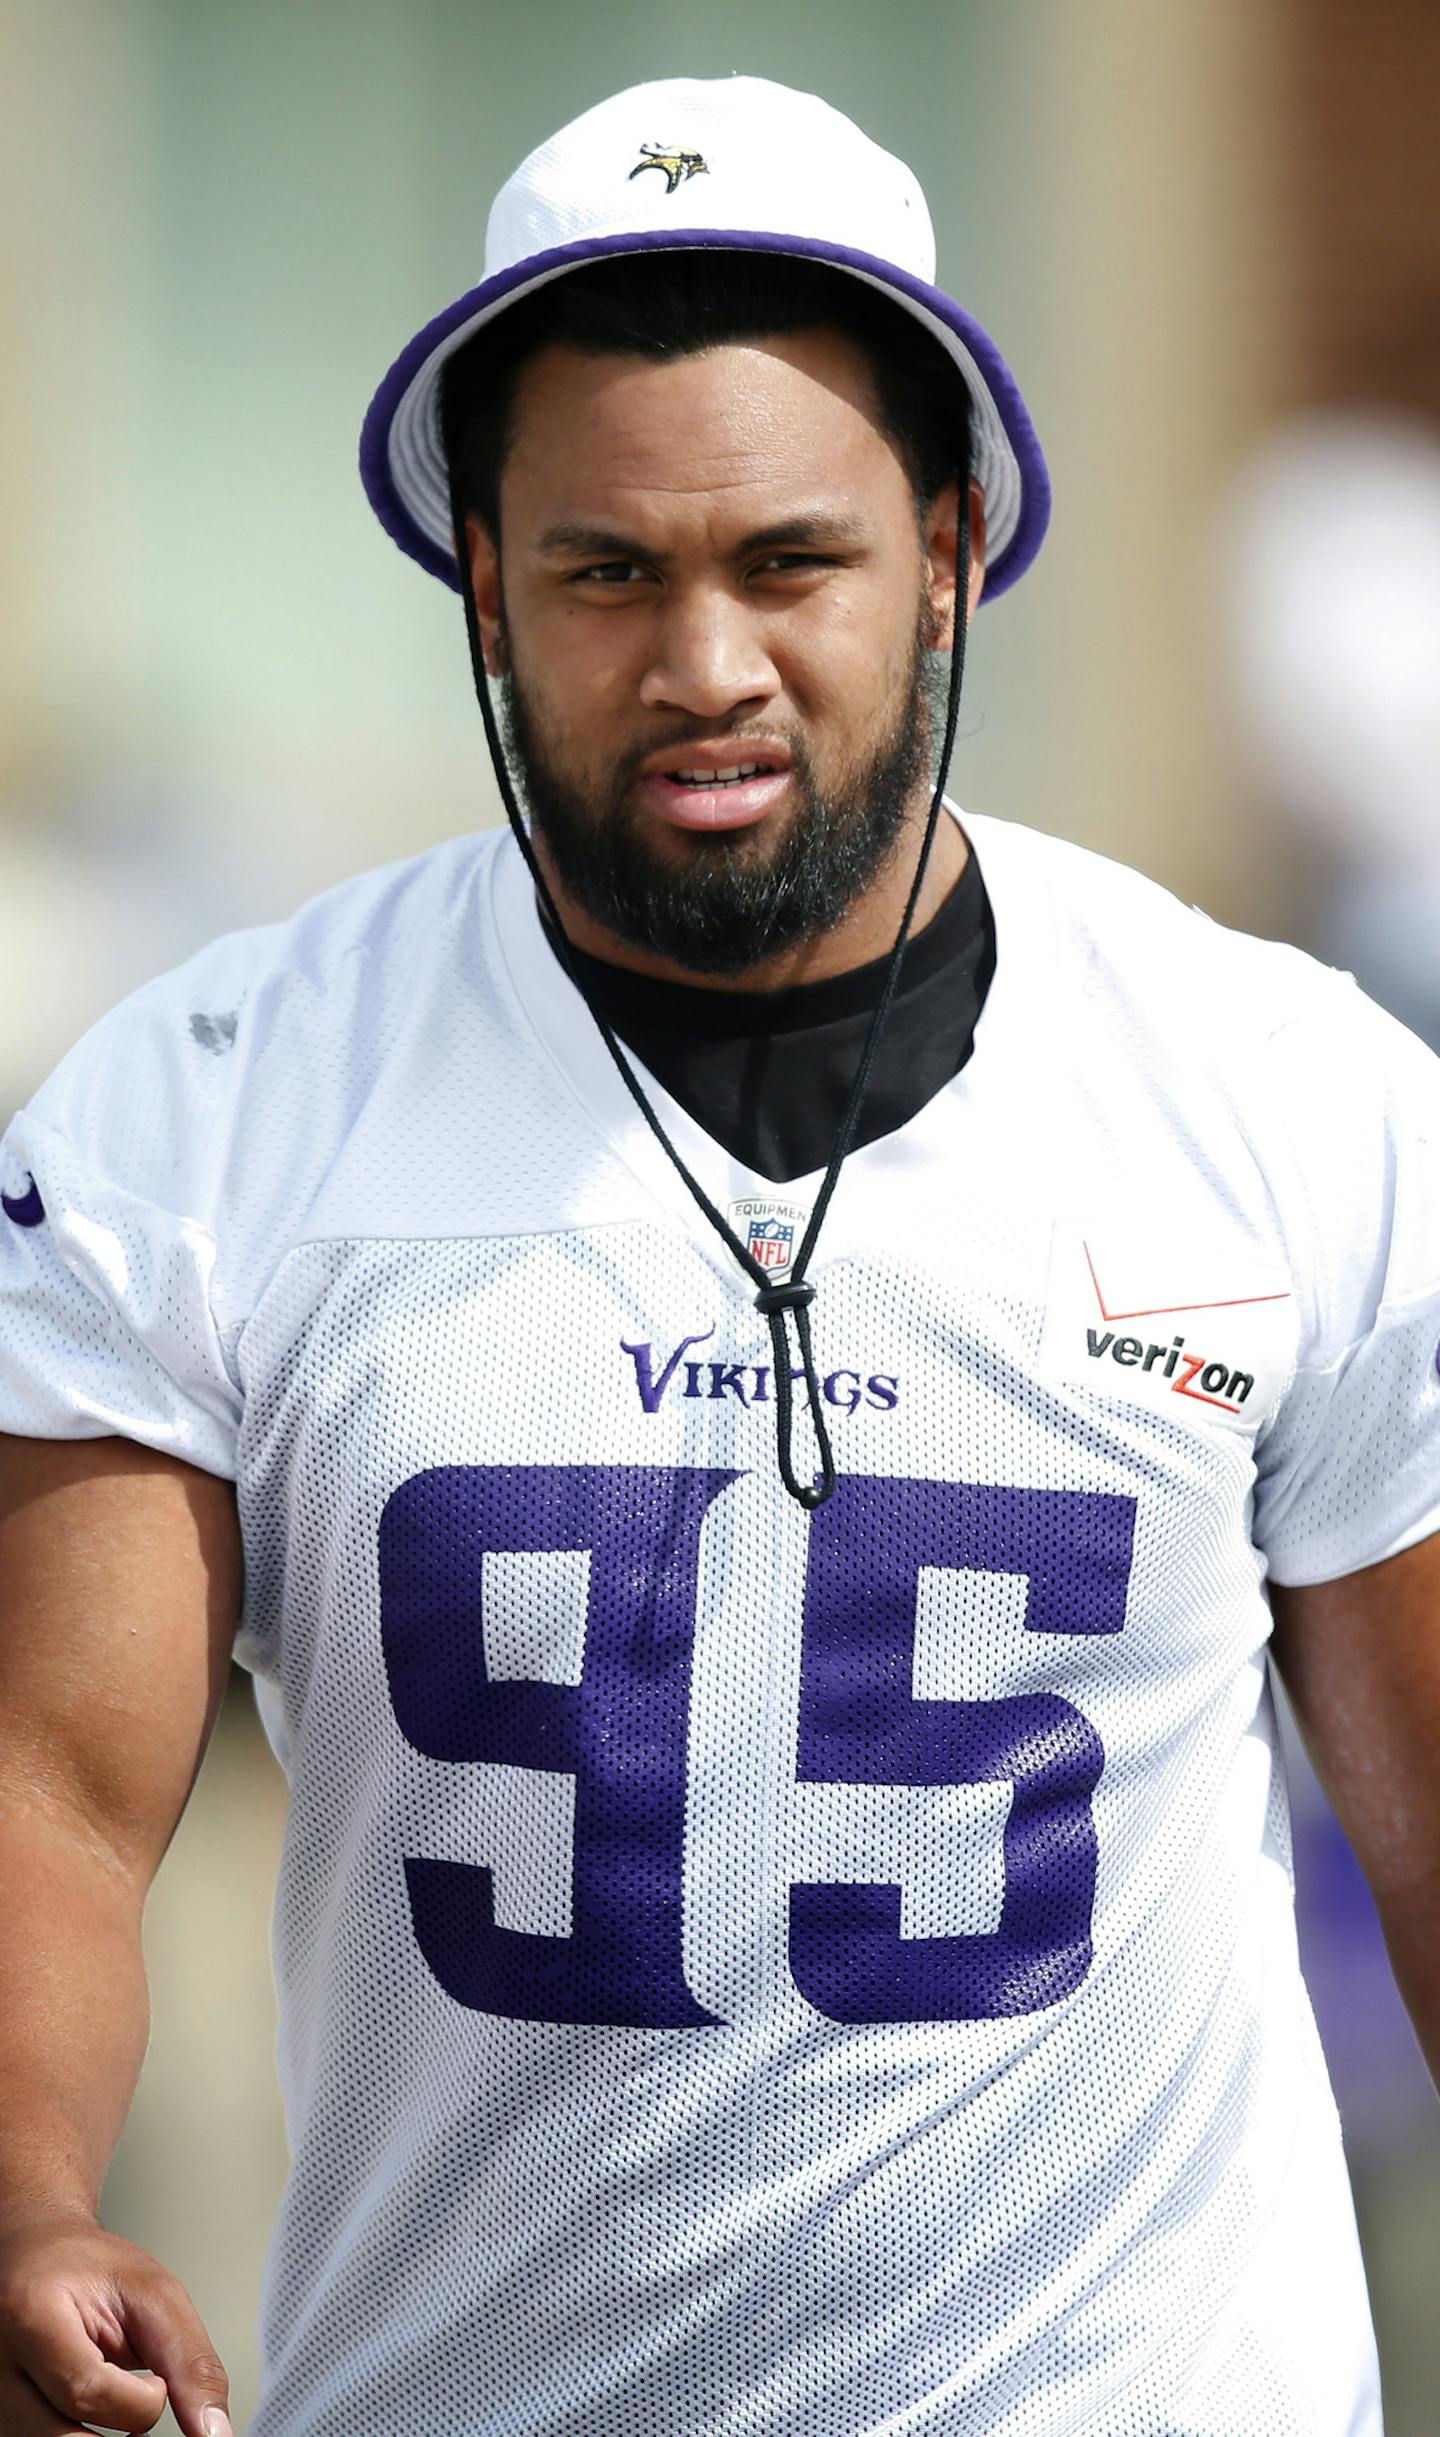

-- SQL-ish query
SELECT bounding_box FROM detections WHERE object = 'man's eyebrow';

[741,513,868,553]
[535,521,658,560]
[533,512,870,561]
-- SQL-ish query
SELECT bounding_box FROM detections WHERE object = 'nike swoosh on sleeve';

[2,1174,47,1228]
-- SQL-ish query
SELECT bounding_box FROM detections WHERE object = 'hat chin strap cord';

[447,445,971,1510]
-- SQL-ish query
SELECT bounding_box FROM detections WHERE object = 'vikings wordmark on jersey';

[4,808,1438,2435]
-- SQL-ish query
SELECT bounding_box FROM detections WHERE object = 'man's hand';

[0,2213,231,2435]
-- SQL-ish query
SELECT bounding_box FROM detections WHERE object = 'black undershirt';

[543,849,996,1184]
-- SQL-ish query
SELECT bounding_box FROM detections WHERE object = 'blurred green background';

[2,2,1437,2429]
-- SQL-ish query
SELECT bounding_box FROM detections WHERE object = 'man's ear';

[461,512,508,675]
[924,477,987,649]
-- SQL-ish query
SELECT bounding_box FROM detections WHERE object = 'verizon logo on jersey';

[1037,1224,1297,1433]
[1084,1327,1254,1413]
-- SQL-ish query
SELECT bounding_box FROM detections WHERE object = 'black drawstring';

[752,1273,828,1505]
[448,438,971,1509]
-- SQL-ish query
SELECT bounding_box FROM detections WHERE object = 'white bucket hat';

[360,74,1050,600]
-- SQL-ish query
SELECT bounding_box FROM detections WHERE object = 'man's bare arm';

[0,1432,242,2437]
[1269,1530,1440,2093]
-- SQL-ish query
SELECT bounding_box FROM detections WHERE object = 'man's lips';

[638,746,794,833]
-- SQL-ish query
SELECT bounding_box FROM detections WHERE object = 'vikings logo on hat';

[628,142,708,194]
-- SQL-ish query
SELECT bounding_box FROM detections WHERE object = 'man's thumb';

[119,2279,232,2437]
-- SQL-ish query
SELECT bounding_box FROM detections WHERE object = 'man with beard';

[0,74,1437,2437]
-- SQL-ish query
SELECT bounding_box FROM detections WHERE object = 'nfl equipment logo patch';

[728,1195,808,1282]
[749,1217,793,1270]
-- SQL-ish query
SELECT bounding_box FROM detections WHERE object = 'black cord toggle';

[756,1278,836,1509]
[753,1276,816,1317]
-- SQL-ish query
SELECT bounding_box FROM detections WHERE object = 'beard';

[497,615,936,979]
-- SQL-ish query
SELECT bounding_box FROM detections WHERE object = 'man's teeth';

[669,763,773,787]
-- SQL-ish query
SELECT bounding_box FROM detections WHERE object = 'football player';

[1,74,1437,2437]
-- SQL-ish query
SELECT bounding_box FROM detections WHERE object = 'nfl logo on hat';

[749,1216,794,1271]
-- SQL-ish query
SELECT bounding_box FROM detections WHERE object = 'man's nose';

[638,586,780,719]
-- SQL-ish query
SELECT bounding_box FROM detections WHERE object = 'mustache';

[496,637,932,977]
[611,725,808,785]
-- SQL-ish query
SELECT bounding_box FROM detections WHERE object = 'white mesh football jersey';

[4,807,1438,2437]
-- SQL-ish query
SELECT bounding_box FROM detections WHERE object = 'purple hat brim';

[360,227,1050,601]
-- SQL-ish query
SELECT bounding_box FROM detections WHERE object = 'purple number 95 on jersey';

[378,1464,1136,2028]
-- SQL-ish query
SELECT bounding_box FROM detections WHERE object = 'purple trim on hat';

[360,226,1050,600]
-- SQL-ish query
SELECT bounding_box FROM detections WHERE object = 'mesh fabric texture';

[3,807,1428,2433]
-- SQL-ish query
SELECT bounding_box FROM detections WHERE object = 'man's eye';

[575,562,646,586]
[756,554,832,575]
